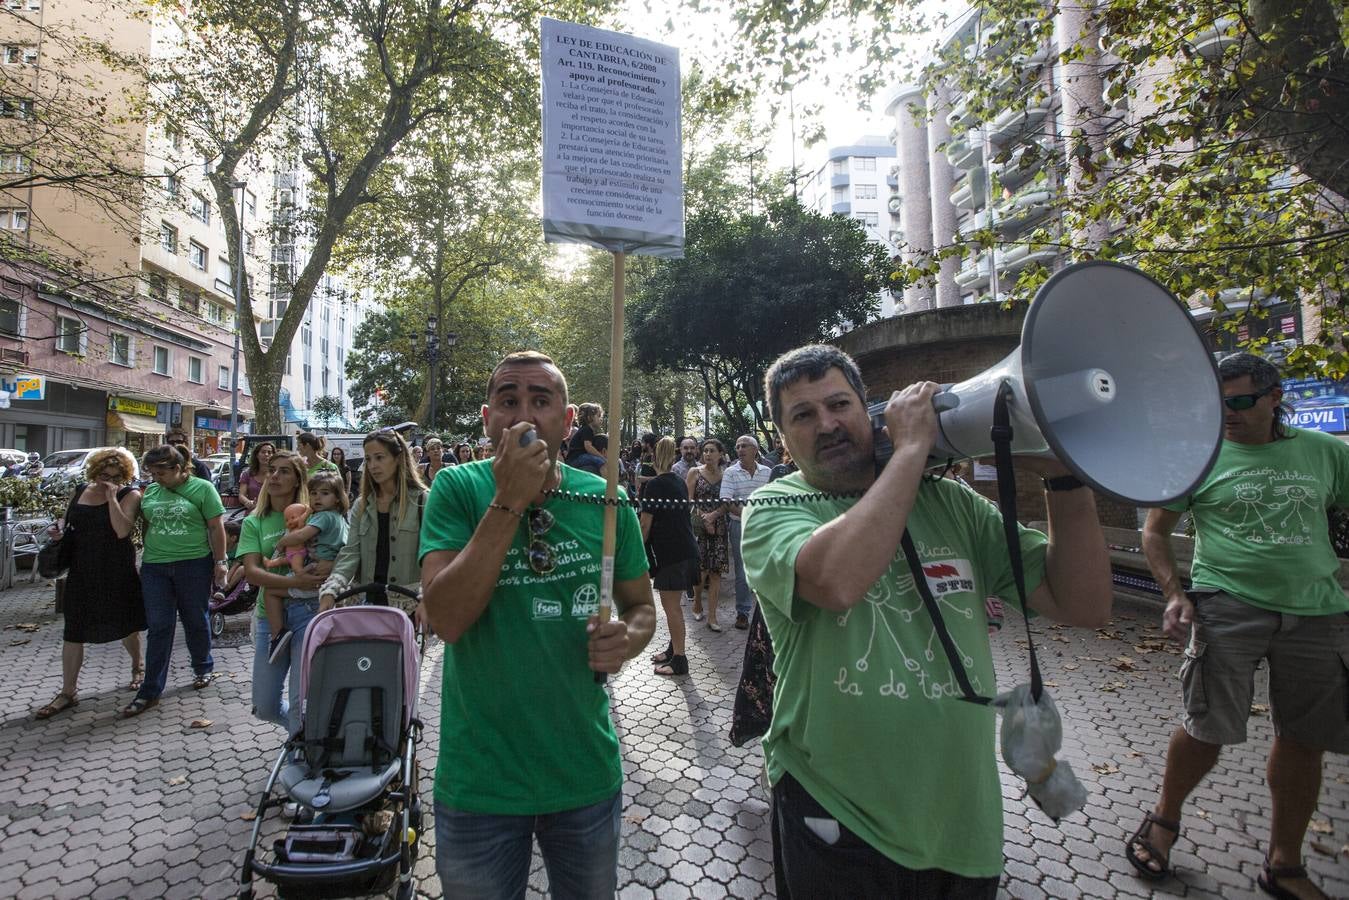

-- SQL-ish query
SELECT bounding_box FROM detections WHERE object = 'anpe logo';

[533,598,562,619]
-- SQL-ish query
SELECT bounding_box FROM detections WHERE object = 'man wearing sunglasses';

[419,349,655,899]
[1129,353,1349,899]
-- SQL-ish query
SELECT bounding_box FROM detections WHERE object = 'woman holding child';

[319,429,427,622]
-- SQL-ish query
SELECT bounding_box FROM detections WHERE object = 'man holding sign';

[420,350,654,897]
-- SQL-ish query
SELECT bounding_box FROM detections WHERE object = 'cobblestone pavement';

[1,574,1347,899]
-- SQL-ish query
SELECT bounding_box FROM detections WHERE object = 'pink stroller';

[238,586,424,900]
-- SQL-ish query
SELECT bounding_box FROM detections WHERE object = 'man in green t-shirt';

[1129,353,1349,898]
[741,344,1112,897]
[420,350,655,899]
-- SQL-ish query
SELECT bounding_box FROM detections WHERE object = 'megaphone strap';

[899,530,990,706]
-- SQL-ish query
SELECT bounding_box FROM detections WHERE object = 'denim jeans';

[434,792,621,900]
[138,554,214,701]
[771,771,998,899]
[728,517,755,617]
[251,596,321,735]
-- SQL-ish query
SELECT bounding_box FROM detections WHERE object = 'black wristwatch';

[1042,474,1086,492]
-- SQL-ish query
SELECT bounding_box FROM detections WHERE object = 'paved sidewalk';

[0,575,1346,898]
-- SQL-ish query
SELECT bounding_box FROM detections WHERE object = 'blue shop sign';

[1283,377,1349,433]
[195,415,232,431]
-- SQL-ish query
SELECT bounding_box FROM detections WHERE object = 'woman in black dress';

[641,437,699,676]
[34,448,146,718]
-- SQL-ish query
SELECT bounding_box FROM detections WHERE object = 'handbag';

[37,483,86,579]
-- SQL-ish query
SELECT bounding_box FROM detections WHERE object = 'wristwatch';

[214,559,229,567]
[1042,474,1086,492]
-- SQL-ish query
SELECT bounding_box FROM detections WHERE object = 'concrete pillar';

[886,84,934,312]
[927,84,961,308]
[1055,0,1109,251]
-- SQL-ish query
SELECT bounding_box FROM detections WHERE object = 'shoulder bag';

[37,483,87,579]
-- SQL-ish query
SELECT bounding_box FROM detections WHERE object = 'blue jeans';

[434,792,621,900]
[138,554,215,701]
[251,596,321,735]
[728,517,755,617]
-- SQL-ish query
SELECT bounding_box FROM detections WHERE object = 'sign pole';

[597,249,625,684]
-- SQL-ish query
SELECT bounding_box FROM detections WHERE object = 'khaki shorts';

[1180,590,1349,752]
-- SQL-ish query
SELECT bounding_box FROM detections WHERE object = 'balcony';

[886,171,899,189]
[888,229,904,246]
[945,131,983,170]
[832,201,852,215]
[1192,15,1239,60]
[991,142,1049,191]
[995,186,1053,232]
[998,243,1058,273]
[955,252,991,289]
[956,211,988,241]
[987,93,1053,147]
[946,97,976,131]
[887,194,903,215]
[949,167,986,209]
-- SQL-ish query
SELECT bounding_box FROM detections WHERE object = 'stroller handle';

[327,582,420,604]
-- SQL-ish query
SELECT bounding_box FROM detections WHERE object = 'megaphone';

[877,261,1222,506]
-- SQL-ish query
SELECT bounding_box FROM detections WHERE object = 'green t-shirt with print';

[418,460,649,815]
[140,476,225,564]
[1164,426,1349,615]
[237,510,287,615]
[741,473,1049,879]
[308,458,339,477]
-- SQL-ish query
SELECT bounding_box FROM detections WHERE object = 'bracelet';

[487,502,524,518]
[1042,474,1086,492]
[215,559,229,566]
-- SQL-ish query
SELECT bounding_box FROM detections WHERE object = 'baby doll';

[265,502,312,570]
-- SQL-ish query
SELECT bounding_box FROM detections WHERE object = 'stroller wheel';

[210,611,225,638]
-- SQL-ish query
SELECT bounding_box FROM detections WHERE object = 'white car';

[40,449,141,483]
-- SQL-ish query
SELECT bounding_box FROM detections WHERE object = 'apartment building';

[801,136,901,317]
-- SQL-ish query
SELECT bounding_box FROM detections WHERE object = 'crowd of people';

[21,344,1346,900]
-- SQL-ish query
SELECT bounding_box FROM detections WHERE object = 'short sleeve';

[237,516,263,558]
[719,471,734,500]
[419,467,478,562]
[1162,496,1192,513]
[614,488,649,580]
[198,480,225,519]
[960,486,1048,610]
[740,490,826,624]
[308,510,341,533]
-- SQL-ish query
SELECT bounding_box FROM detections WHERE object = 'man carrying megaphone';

[740,343,1113,898]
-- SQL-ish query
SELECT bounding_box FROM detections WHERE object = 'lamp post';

[227,180,246,489]
[425,315,438,432]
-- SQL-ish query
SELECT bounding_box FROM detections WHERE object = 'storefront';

[106,396,165,457]
[193,414,240,456]
[0,375,107,454]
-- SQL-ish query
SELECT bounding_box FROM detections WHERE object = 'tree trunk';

[1056,0,1110,251]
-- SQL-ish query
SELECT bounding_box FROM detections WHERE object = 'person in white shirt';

[720,435,772,629]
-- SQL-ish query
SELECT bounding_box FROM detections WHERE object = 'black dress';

[63,487,146,643]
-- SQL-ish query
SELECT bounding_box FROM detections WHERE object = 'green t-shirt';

[307,509,348,560]
[140,477,225,564]
[741,473,1049,878]
[1164,426,1349,615]
[237,510,287,615]
[308,458,339,477]
[418,460,649,815]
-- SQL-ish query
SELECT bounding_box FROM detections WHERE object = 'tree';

[710,0,1349,375]
[311,393,343,430]
[629,196,889,443]
[142,0,606,432]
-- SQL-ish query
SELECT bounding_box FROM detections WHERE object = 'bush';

[0,476,79,519]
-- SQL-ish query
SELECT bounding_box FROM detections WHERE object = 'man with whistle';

[420,350,655,898]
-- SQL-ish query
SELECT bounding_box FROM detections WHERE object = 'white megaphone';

[879,261,1222,506]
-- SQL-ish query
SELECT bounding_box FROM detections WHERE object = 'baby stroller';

[238,584,424,900]
[210,577,259,638]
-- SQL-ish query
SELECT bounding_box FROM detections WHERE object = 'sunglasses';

[1224,386,1275,411]
[527,507,556,575]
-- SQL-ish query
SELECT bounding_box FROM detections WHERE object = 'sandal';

[35,692,78,719]
[1124,811,1180,881]
[193,672,217,690]
[651,641,674,664]
[127,665,144,692]
[120,696,159,718]
[654,654,688,676]
[708,621,722,632]
[1258,859,1327,900]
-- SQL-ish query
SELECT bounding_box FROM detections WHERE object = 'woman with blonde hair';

[420,437,450,482]
[239,449,327,731]
[641,437,699,676]
[320,429,429,622]
[34,448,146,718]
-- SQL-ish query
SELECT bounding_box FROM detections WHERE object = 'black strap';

[62,483,87,530]
[321,688,352,768]
[899,531,990,705]
[369,688,385,770]
[991,381,1044,703]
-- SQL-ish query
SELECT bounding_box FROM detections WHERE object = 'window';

[0,296,19,337]
[179,288,200,315]
[0,152,28,173]
[854,183,877,199]
[301,325,311,346]
[56,315,82,354]
[217,256,232,285]
[855,211,879,226]
[831,159,847,175]
[303,363,312,385]
[190,192,210,224]
[1,98,33,119]
[244,231,255,254]
[166,125,183,151]
[201,155,213,175]
[240,372,250,396]
[321,367,329,392]
[159,221,177,253]
[856,157,877,171]
[146,272,167,302]
[206,302,226,325]
[152,345,170,376]
[187,356,203,383]
[2,46,33,65]
[285,352,292,375]
[0,207,28,230]
[831,185,847,203]
[163,170,178,199]
[188,240,207,270]
[320,337,328,357]
[109,332,131,367]
[245,190,256,218]
[218,365,230,389]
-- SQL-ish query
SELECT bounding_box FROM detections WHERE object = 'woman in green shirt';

[297,432,339,478]
[123,445,227,717]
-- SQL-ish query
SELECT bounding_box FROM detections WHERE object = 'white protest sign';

[540,18,684,258]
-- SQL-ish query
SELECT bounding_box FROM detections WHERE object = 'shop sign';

[108,396,159,417]
[195,415,231,432]
[1,374,44,400]
[1288,407,1346,432]
[1283,377,1349,433]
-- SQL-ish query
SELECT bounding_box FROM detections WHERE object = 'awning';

[107,411,163,435]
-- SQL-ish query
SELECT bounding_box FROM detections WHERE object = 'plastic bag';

[994,683,1087,822]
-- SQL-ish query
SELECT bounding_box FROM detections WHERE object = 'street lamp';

[227,180,246,489]
[425,315,439,432]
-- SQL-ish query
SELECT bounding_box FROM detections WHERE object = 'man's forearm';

[1142,526,1186,602]
[423,509,519,642]
[1041,489,1112,625]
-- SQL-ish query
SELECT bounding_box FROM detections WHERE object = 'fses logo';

[532,598,562,620]
[919,559,975,597]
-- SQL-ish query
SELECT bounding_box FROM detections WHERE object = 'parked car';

[0,449,27,473]
[40,449,141,484]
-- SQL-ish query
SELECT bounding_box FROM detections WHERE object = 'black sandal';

[193,672,217,690]
[1124,811,1180,881]
[654,654,688,676]
[1258,859,1327,900]
[120,696,159,718]
[650,641,674,665]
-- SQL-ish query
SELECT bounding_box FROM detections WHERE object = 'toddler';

[266,471,350,663]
